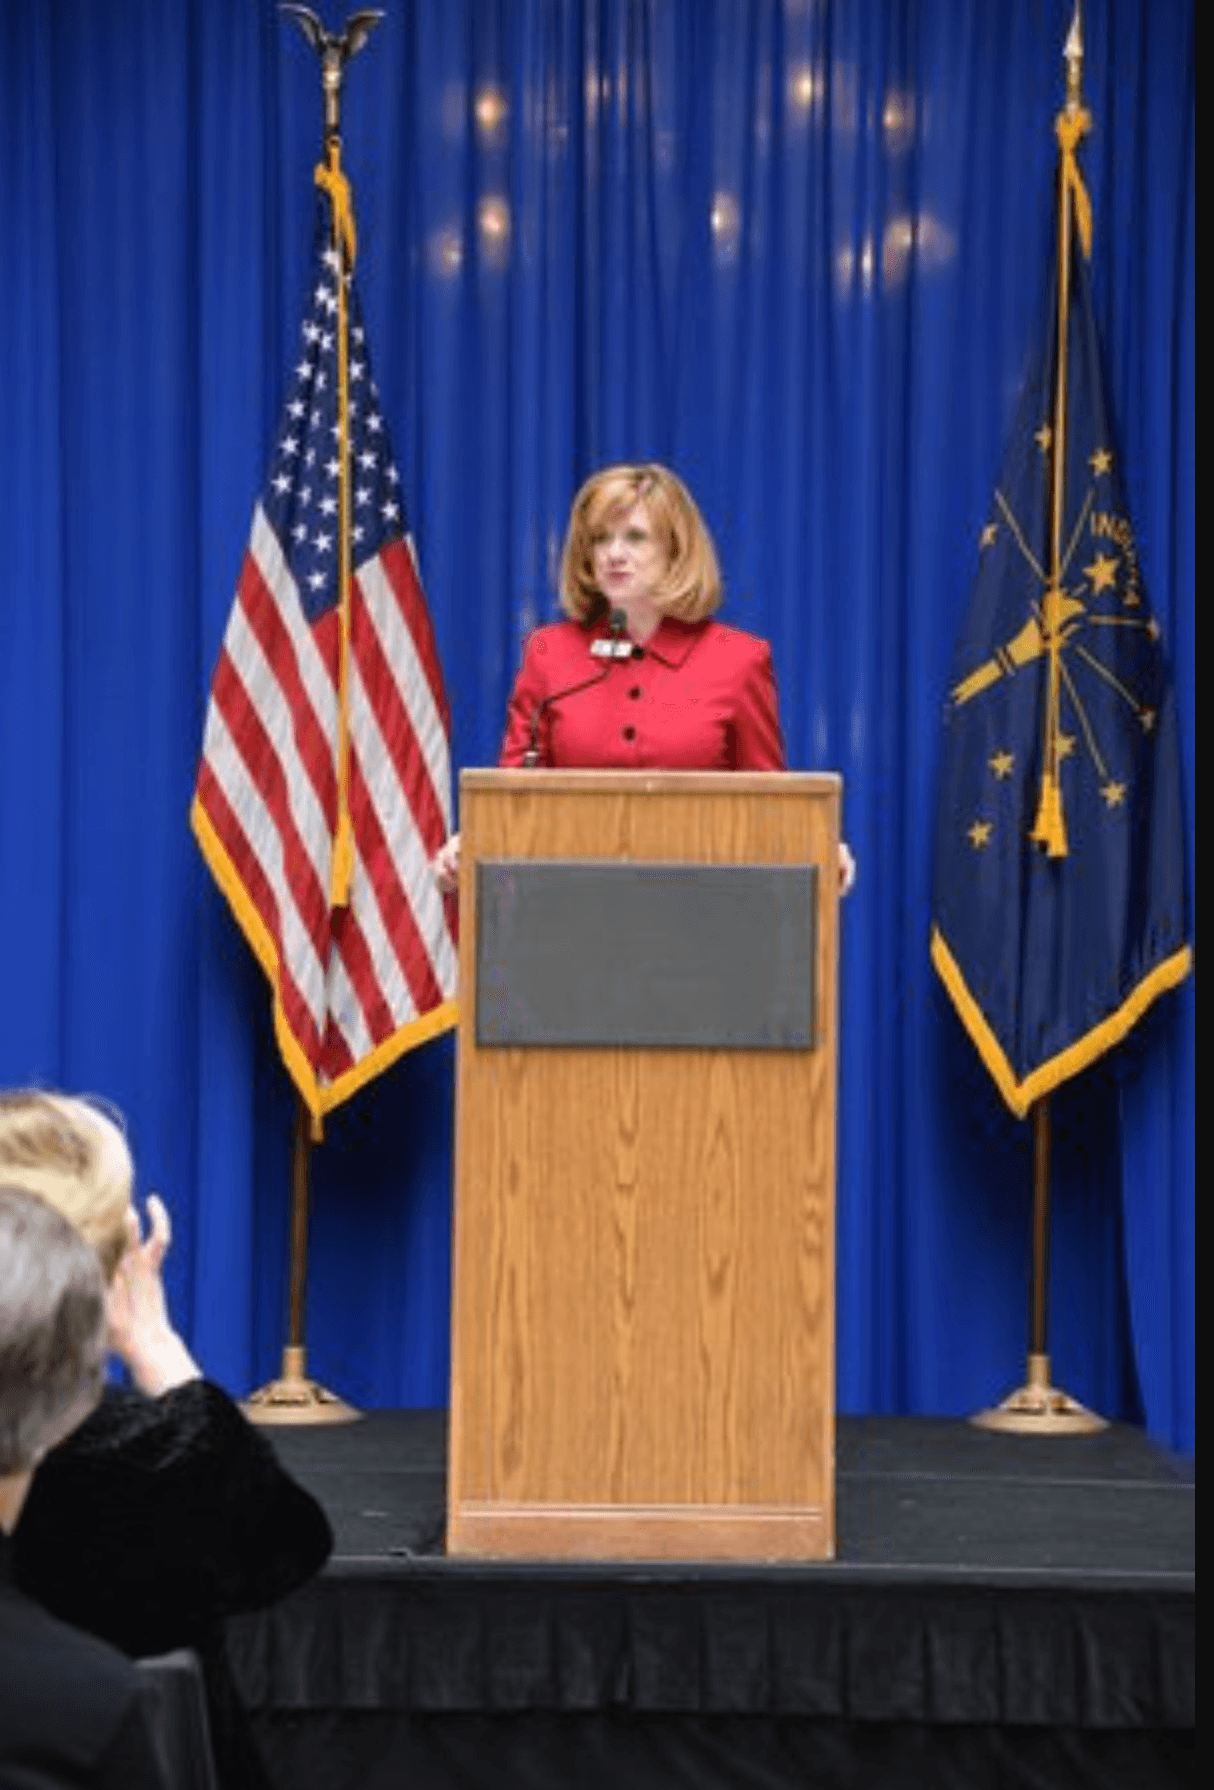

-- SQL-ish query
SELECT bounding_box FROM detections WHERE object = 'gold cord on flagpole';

[317,138,357,908]
[1030,17,1092,860]
[282,6,382,911]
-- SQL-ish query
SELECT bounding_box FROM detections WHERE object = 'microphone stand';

[522,610,629,767]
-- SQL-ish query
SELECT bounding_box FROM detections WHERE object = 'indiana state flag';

[931,187,1190,1119]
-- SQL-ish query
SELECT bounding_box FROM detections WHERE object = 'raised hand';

[106,1195,202,1395]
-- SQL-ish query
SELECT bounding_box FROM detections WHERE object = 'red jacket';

[498,615,786,770]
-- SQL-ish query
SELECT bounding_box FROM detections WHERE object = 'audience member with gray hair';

[0,1183,169,1787]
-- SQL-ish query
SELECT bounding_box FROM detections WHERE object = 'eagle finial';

[280,7,384,138]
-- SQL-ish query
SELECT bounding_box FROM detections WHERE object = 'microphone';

[521,609,629,768]
[589,607,632,659]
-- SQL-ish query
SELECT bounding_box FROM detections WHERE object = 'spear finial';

[1063,3,1084,114]
[280,6,384,140]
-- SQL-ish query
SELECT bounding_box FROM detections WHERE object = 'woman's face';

[591,499,668,614]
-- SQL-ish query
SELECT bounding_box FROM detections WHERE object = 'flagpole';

[972,6,1105,1436]
[972,1098,1104,1433]
[243,1096,360,1424]
[242,7,384,1427]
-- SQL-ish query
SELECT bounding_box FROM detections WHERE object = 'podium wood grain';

[447,771,839,1559]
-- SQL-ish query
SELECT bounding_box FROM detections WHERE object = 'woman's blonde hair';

[559,463,722,624]
[0,1091,133,1282]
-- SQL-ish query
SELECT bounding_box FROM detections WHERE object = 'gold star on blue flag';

[930,118,1190,1119]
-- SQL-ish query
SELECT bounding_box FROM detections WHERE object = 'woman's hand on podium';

[433,833,461,895]
[838,841,856,897]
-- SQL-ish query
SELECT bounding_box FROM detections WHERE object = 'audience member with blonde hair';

[0,1088,332,1790]
[1,1183,168,1788]
[0,1091,199,1393]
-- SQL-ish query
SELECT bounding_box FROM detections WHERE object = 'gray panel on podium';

[475,859,817,1049]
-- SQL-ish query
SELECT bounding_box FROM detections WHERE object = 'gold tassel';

[330,809,355,908]
[1031,773,1068,858]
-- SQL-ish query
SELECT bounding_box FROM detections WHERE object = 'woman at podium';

[435,462,833,892]
[497,461,786,773]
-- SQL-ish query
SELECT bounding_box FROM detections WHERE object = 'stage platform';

[229,1411,1194,1789]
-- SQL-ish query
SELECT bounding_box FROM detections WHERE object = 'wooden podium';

[447,770,839,1561]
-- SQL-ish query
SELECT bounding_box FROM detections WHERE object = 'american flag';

[192,191,458,1123]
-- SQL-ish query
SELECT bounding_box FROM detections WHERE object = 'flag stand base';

[242,1345,361,1426]
[970,1352,1107,1435]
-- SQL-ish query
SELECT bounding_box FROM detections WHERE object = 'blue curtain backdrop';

[1,0,1194,1450]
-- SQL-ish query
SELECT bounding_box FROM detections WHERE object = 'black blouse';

[14,1378,332,1656]
[13,1378,333,1789]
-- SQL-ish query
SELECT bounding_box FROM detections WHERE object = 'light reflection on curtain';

[0,0,1194,1449]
